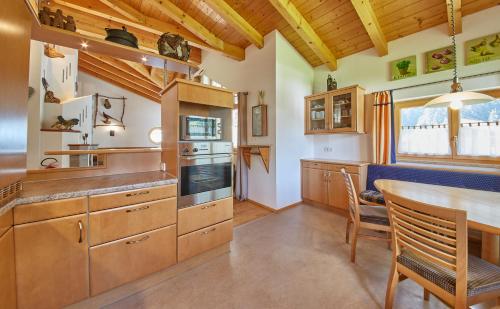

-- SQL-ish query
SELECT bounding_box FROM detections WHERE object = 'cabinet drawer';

[327,165,361,174]
[178,198,233,236]
[14,197,87,225]
[89,225,177,296]
[0,209,13,237]
[89,184,176,212]
[302,161,327,170]
[178,219,233,262]
[89,198,177,246]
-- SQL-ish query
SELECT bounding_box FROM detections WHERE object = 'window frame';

[394,88,500,166]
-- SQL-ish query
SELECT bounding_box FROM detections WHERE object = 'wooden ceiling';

[46,0,498,70]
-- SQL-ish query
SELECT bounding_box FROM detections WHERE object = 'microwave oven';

[180,115,222,141]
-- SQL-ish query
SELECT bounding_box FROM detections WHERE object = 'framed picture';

[465,33,500,65]
[252,104,267,137]
[390,56,417,80]
[425,45,454,73]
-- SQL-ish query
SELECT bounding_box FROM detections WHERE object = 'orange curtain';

[372,91,393,164]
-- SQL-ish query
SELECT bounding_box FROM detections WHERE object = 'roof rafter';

[268,0,337,70]
[203,0,264,48]
[351,0,388,56]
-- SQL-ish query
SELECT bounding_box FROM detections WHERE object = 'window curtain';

[398,125,451,155]
[458,123,500,157]
[372,91,395,164]
[234,92,248,201]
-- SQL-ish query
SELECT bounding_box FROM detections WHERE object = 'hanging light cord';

[449,0,463,92]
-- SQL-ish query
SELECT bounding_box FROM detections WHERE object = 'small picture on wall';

[425,45,454,73]
[252,104,268,137]
[465,33,500,65]
[390,56,417,80]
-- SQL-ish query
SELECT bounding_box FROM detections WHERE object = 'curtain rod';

[384,70,500,93]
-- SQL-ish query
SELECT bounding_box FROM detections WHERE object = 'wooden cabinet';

[14,197,87,224]
[305,85,365,134]
[178,197,233,236]
[89,224,177,296]
[301,160,367,213]
[89,197,177,246]
[15,213,89,309]
[0,228,16,309]
[178,219,233,262]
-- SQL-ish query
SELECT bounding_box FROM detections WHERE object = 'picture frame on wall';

[390,56,417,80]
[465,33,500,65]
[425,45,454,73]
[252,104,268,137]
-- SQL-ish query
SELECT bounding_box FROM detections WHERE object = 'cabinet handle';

[201,204,216,209]
[201,227,216,235]
[125,190,150,197]
[126,205,150,213]
[126,235,150,245]
[78,220,83,243]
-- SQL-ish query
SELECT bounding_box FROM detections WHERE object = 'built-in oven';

[178,141,232,208]
[180,115,222,141]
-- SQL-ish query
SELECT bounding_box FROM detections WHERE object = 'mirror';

[27,40,163,170]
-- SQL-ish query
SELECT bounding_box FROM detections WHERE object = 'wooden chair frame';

[341,168,391,263]
[383,190,500,309]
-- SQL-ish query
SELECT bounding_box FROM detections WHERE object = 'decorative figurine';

[42,77,61,103]
[52,9,65,28]
[327,74,337,91]
[44,44,65,58]
[51,116,79,130]
[158,33,191,61]
[103,98,112,109]
[64,15,76,32]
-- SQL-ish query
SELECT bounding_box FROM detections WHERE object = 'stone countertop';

[301,158,371,166]
[1,171,177,215]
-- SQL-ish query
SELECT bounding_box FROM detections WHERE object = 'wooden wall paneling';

[0,229,16,309]
[0,0,32,189]
[161,85,180,177]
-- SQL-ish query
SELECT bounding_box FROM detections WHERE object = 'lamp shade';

[424,91,495,109]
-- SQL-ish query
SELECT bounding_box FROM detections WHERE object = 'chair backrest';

[383,190,468,296]
[340,168,360,223]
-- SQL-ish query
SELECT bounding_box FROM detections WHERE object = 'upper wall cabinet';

[305,86,365,134]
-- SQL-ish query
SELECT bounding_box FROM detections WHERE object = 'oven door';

[181,116,221,141]
[179,154,232,208]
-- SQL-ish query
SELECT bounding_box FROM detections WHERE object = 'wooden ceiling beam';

[97,0,145,23]
[121,60,164,88]
[351,0,388,56]
[203,0,264,48]
[268,0,337,70]
[446,0,462,35]
[52,0,243,61]
[145,0,245,60]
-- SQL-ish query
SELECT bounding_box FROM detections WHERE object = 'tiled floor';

[233,199,273,226]
[106,204,496,309]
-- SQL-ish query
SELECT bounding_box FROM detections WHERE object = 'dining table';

[375,179,500,265]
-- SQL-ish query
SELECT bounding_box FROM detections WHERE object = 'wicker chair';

[383,190,500,309]
[341,168,391,263]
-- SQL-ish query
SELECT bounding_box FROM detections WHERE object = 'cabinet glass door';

[308,97,326,131]
[330,93,353,129]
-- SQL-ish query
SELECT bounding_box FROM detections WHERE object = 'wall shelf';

[240,145,270,173]
[41,128,81,133]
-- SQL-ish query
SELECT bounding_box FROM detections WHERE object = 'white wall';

[275,32,314,208]
[78,72,161,148]
[312,6,500,161]
[202,31,314,209]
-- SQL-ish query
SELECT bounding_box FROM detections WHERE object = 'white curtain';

[398,126,451,155]
[458,123,500,157]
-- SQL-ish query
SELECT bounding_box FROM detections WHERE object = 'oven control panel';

[179,141,232,156]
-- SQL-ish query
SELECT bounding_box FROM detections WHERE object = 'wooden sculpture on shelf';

[51,116,79,130]
[38,6,77,32]
[44,44,65,58]
[42,77,61,103]
[158,33,191,61]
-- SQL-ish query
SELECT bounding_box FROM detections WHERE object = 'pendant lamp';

[424,0,494,110]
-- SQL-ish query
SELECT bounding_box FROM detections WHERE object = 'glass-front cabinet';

[305,85,365,134]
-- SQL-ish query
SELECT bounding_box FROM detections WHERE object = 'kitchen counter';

[301,158,370,166]
[1,171,177,215]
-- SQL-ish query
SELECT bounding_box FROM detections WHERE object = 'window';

[149,127,162,145]
[395,89,500,165]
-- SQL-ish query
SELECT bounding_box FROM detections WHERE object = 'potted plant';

[396,59,411,75]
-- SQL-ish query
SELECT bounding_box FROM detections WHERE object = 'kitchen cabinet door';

[15,214,89,309]
[0,229,16,309]
[302,167,327,204]
[331,172,360,210]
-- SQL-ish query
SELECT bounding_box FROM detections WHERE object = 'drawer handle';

[126,205,150,213]
[201,204,216,209]
[126,235,150,245]
[125,190,150,197]
[201,227,216,235]
[78,220,83,243]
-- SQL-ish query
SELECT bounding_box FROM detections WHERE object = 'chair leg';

[345,220,351,244]
[350,226,358,263]
[385,263,399,309]
[387,232,392,250]
[423,289,430,301]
